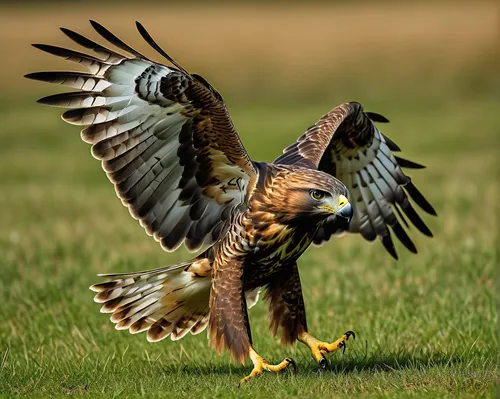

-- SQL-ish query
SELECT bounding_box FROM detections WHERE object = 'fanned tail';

[90,257,212,341]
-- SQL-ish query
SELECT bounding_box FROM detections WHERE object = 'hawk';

[26,21,436,384]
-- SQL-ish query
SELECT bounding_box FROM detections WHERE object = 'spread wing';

[274,102,436,259]
[26,21,257,252]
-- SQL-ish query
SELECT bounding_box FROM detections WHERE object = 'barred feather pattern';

[208,212,254,364]
[265,263,307,346]
[25,21,257,253]
[90,258,212,341]
[90,254,262,342]
[275,102,436,259]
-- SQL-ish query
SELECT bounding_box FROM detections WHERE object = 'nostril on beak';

[338,194,348,209]
[337,201,353,221]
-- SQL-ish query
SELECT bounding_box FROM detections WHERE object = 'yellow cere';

[337,194,348,209]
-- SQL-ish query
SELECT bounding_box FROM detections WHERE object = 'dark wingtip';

[395,156,426,169]
[426,207,437,217]
[59,27,74,37]
[135,21,148,38]
[405,180,438,216]
[382,134,401,152]
[135,21,147,39]
[427,205,438,217]
[381,233,399,260]
[36,96,51,105]
[366,111,390,123]
[88,20,146,60]
[135,21,189,75]
[400,201,434,238]
[89,20,105,34]
[392,223,418,254]
[89,20,108,37]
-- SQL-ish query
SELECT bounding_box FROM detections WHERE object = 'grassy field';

[0,1,498,397]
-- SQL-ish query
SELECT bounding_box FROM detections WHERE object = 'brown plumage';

[26,21,436,382]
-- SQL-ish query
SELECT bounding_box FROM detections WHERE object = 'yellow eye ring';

[310,190,326,201]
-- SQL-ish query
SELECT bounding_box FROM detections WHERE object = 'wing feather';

[89,20,147,59]
[275,102,435,259]
[60,27,126,63]
[31,43,113,76]
[27,21,257,252]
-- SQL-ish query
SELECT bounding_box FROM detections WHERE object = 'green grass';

[0,40,499,398]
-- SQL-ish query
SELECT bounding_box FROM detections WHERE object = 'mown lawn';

[0,2,498,398]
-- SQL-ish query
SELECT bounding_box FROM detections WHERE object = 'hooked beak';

[319,194,353,222]
[336,200,353,222]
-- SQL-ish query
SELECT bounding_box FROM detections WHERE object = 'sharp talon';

[238,378,249,388]
[298,331,356,368]
[286,357,297,373]
[242,349,294,384]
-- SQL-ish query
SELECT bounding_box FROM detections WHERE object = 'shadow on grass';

[322,351,465,374]
[156,351,469,378]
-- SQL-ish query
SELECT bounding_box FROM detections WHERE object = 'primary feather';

[26,21,258,253]
[28,22,436,373]
[275,102,436,259]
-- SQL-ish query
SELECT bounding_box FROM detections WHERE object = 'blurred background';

[0,0,497,396]
[1,0,497,252]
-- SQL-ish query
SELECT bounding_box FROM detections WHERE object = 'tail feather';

[191,315,209,335]
[90,258,212,342]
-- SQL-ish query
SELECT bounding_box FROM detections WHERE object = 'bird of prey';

[26,21,436,384]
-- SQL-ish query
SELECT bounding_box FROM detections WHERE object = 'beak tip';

[337,201,353,221]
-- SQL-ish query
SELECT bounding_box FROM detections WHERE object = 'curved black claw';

[285,357,297,373]
[338,340,346,354]
[318,356,328,370]
[345,331,356,341]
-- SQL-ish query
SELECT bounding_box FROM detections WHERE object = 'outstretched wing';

[26,21,257,252]
[274,102,436,259]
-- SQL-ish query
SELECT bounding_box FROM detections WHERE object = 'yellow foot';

[239,347,296,386]
[298,330,355,369]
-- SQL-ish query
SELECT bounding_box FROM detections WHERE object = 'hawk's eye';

[310,190,326,201]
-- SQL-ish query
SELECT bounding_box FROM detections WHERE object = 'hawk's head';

[257,166,353,227]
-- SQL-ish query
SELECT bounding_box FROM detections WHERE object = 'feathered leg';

[265,263,308,345]
[266,263,355,369]
[209,256,295,385]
